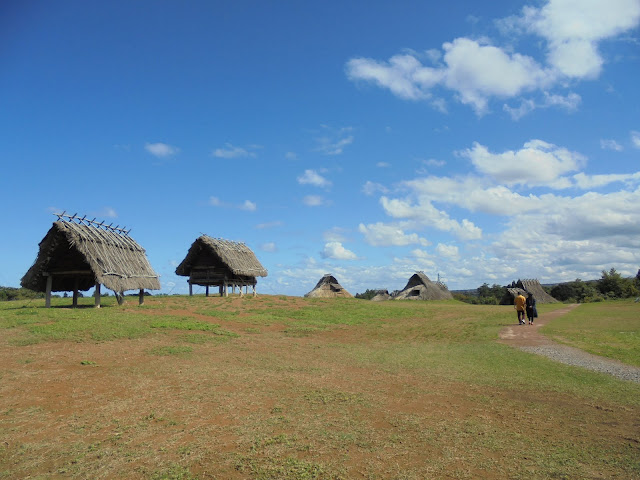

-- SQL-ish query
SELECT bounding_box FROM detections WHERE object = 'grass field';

[1,295,639,479]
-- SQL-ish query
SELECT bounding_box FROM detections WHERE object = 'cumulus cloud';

[518,0,640,78]
[346,0,640,116]
[321,242,358,260]
[436,243,459,258]
[380,197,482,240]
[460,140,586,187]
[212,143,258,159]
[358,222,429,247]
[297,169,332,188]
[145,142,179,157]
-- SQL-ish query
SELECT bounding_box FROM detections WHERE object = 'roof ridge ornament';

[54,212,131,236]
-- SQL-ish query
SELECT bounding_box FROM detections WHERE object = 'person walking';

[514,291,527,325]
[526,292,538,325]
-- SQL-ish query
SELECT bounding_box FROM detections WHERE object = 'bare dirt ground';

[1,299,639,479]
[499,304,640,383]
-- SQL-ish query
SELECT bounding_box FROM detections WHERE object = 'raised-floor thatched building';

[502,279,558,304]
[175,235,267,296]
[395,272,453,300]
[305,274,352,298]
[21,214,160,308]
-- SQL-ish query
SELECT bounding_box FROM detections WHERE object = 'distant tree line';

[0,286,47,301]
[453,268,640,305]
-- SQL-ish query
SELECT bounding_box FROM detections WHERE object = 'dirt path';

[499,304,640,383]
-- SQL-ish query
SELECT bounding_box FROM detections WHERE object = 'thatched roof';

[305,274,352,298]
[370,289,391,302]
[504,279,558,304]
[395,272,453,300]
[175,235,267,279]
[21,221,160,293]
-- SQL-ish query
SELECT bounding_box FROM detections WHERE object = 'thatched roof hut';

[502,279,558,304]
[175,235,267,296]
[21,216,160,307]
[305,274,352,298]
[370,289,391,301]
[395,272,453,300]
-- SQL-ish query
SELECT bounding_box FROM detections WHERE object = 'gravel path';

[499,304,640,383]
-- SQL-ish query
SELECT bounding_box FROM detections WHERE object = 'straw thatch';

[370,289,391,302]
[503,279,558,304]
[305,274,352,298]
[175,235,267,290]
[395,272,453,300]
[21,221,160,293]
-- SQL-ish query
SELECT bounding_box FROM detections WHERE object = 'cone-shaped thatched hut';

[175,235,267,297]
[305,274,352,298]
[502,279,558,304]
[370,289,391,301]
[21,215,160,308]
[395,272,453,300]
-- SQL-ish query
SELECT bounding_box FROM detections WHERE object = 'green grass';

[0,295,638,479]
[541,299,640,366]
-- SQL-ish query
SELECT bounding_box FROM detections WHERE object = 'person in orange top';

[514,292,527,325]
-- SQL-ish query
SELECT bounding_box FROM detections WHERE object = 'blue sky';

[2,0,640,296]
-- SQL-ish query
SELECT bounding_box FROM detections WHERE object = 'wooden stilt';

[116,292,125,306]
[252,285,257,297]
[139,289,144,305]
[205,285,209,297]
[94,283,101,308]
[45,275,52,308]
[189,281,193,296]
[72,278,79,308]
[219,285,223,296]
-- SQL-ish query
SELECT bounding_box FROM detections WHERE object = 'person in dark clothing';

[526,292,538,325]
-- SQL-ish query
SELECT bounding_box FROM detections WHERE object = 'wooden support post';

[72,278,79,308]
[189,281,193,296]
[219,285,223,296]
[205,285,209,297]
[45,275,52,308]
[116,292,125,306]
[139,289,144,306]
[94,283,101,308]
[252,285,257,297]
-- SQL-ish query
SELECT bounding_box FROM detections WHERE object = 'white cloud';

[358,222,429,247]
[240,200,257,211]
[209,196,257,211]
[460,140,586,187]
[362,181,389,196]
[436,243,459,259]
[145,142,179,157]
[261,242,277,252]
[303,195,325,207]
[285,152,298,160]
[380,197,482,240]
[212,143,257,159]
[520,0,640,78]
[573,172,640,189]
[376,162,391,168]
[600,139,624,152]
[297,169,332,188]
[345,0,640,116]
[631,131,640,148]
[321,242,358,260]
